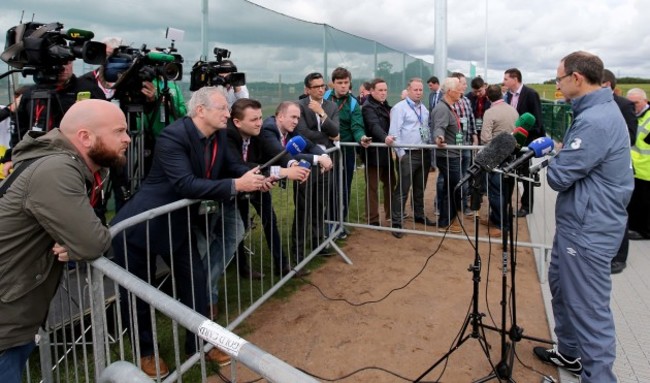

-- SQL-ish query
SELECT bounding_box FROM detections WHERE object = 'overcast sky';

[1,0,647,84]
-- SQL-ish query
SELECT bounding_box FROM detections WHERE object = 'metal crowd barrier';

[23,140,556,382]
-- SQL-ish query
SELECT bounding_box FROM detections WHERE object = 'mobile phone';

[76,91,91,102]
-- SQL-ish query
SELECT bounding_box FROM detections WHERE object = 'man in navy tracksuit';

[534,51,633,382]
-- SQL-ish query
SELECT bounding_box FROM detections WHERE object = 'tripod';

[414,176,494,382]
[475,171,553,382]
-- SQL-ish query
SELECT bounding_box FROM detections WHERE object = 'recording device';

[104,44,182,104]
[455,133,518,189]
[298,159,311,168]
[501,136,554,174]
[189,46,246,91]
[1,22,106,84]
[258,135,307,172]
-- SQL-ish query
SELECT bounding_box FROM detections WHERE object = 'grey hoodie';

[0,129,111,351]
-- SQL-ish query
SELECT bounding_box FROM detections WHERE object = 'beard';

[88,136,127,168]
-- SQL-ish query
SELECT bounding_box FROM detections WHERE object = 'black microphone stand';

[414,175,494,382]
[475,169,553,382]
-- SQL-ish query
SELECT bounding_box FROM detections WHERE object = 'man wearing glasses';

[294,72,339,259]
[533,51,633,383]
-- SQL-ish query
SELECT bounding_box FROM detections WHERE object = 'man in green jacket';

[324,67,370,237]
[0,99,130,383]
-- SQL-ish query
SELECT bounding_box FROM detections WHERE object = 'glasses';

[555,73,572,84]
[205,104,228,111]
[309,84,326,90]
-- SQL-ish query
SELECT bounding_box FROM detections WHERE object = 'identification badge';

[159,103,166,123]
[475,118,483,130]
[419,123,430,143]
[460,117,468,132]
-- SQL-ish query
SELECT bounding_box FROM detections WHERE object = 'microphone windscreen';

[62,28,95,40]
[475,133,517,170]
[286,135,307,155]
[529,136,554,157]
[146,51,175,63]
[512,127,529,147]
[514,112,536,130]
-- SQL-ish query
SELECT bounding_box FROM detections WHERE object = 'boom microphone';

[60,28,95,40]
[502,136,554,173]
[258,135,307,171]
[455,132,518,189]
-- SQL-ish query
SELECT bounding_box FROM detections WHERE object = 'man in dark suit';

[226,98,311,278]
[110,87,264,377]
[294,72,339,259]
[602,69,638,274]
[503,68,544,217]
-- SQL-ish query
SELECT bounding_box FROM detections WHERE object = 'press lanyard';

[443,101,461,132]
[406,99,423,125]
[205,139,218,178]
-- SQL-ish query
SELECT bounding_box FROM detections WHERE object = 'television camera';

[189,46,246,91]
[104,44,183,104]
[1,22,106,85]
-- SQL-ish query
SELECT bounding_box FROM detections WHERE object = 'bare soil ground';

[216,205,557,383]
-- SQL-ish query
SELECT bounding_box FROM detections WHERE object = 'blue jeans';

[0,341,36,383]
[197,199,244,304]
[486,172,512,231]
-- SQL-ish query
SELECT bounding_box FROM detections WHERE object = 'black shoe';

[611,261,627,274]
[516,209,529,218]
[628,230,646,240]
[239,267,264,280]
[533,345,583,375]
[391,224,404,238]
[414,216,436,226]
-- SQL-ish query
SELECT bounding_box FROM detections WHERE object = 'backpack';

[324,90,358,111]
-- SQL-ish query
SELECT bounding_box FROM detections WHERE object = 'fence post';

[37,327,53,383]
[88,264,109,379]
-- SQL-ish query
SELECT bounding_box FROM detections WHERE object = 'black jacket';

[613,94,638,146]
[506,85,544,144]
[295,97,340,149]
[111,117,249,254]
[260,116,326,165]
[361,95,392,168]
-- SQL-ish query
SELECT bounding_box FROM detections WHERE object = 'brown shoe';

[438,222,462,234]
[206,348,231,367]
[487,227,502,238]
[140,355,169,378]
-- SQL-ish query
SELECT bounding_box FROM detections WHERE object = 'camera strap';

[0,157,38,199]
[1,22,60,69]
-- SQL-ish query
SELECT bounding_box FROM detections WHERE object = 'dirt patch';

[220,206,558,382]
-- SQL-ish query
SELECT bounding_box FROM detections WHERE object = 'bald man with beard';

[0,99,130,383]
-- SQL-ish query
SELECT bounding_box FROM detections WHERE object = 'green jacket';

[143,78,188,137]
[325,91,365,143]
[0,129,111,350]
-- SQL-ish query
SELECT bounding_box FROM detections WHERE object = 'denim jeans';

[197,199,245,304]
[486,172,513,231]
[0,341,35,383]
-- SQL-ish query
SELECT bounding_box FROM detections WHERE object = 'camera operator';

[2,60,105,176]
[219,59,249,107]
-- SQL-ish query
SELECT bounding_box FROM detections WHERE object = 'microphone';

[501,136,554,174]
[514,112,536,131]
[258,135,307,171]
[60,28,95,40]
[455,132,518,189]
[512,127,529,148]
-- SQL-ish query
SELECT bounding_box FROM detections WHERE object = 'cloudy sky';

[1,0,647,84]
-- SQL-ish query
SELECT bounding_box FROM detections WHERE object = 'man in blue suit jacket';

[110,87,264,377]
